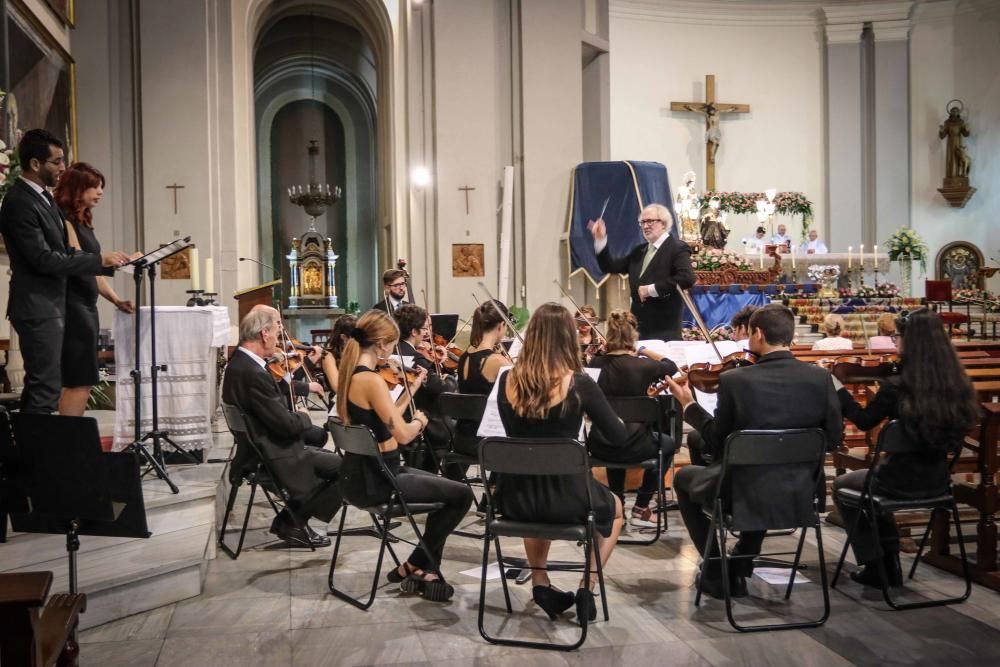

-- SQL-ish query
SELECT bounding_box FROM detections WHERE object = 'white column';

[873,18,912,245]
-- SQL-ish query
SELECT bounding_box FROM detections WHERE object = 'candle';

[759,246,764,269]
[205,256,214,293]
[848,246,853,269]
[872,244,878,269]
[791,248,796,270]
[859,244,864,266]
[190,246,200,291]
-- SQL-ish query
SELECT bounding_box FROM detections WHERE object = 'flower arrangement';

[954,288,1000,313]
[681,325,733,342]
[691,249,752,271]
[884,227,929,273]
[699,190,814,238]
[0,90,20,201]
[807,264,840,282]
[839,283,899,299]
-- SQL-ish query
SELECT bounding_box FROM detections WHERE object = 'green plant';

[87,380,114,411]
[346,300,361,315]
[509,305,530,331]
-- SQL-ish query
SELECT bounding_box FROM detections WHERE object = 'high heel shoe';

[575,588,596,625]
[532,585,575,620]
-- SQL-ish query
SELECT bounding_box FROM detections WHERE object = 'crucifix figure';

[670,75,750,191]
[458,185,475,215]
[166,183,185,215]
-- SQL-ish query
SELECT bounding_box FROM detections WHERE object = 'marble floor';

[77,433,1000,667]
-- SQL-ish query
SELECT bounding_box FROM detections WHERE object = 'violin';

[681,350,759,394]
[433,334,463,372]
[377,358,422,389]
[266,350,306,382]
[818,354,898,383]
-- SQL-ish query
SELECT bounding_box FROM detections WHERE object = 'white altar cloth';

[113,306,231,451]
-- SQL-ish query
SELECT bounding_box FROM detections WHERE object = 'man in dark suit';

[222,305,343,547]
[0,129,130,413]
[589,203,695,341]
[663,304,842,598]
[371,268,410,313]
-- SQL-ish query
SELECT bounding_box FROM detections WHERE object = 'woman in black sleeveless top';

[586,310,677,527]
[455,300,511,448]
[53,163,135,415]
[336,310,473,602]
[496,303,628,623]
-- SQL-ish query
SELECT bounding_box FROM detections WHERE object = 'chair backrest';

[604,396,662,430]
[221,402,247,434]
[873,419,925,456]
[719,428,827,532]
[479,437,589,476]
[438,392,488,422]
[925,279,952,302]
[327,418,382,458]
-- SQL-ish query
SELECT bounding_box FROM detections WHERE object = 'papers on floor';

[460,562,503,581]
[753,567,811,585]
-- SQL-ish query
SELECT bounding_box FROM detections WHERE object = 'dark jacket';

[0,178,112,320]
[596,236,695,340]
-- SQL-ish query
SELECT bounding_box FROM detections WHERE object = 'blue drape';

[684,292,772,330]
[568,161,678,285]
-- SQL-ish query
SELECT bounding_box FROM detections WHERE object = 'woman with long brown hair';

[833,308,981,587]
[496,303,628,623]
[336,310,473,601]
[53,162,136,415]
[319,313,357,395]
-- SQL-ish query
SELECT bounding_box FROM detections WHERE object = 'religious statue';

[939,103,971,179]
[699,207,730,250]
[683,102,744,165]
[939,245,979,290]
[675,171,702,246]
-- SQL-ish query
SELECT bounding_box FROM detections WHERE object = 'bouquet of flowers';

[954,288,1000,313]
[680,325,734,342]
[807,264,840,282]
[884,227,929,273]
[691,249,752,271]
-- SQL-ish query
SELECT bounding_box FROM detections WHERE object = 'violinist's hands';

[587,218,607,240]
[408,366,428,394]
[308,381,324,395]
[662,374,695,411]
[308,345,324,364]
[432,345,448,363]
[412,409,429,431]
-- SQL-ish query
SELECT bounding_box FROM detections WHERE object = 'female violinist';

[586,310,678,527]
[832,308,979,588]
[319,314,357,396]
[337,310,472,601]
[575,304,603,362]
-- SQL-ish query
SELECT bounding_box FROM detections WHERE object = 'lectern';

[233,279,282,322]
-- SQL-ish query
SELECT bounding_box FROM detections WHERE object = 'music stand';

[121,238,198,494]
[431,313,459,343]
[2,414,150,595]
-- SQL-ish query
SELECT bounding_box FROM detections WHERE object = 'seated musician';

[276,345,329,447]
[812,313,853,351]
[223,306,344,547]
[662,304,842,599]
[867,313,897,351]
[586,310,678,528]
[575,304,601,362]
[319,314,358,397]
[337,310,473,601]
[729,304,757,347]
[395,304,458,471]
[832,308,979,587]
[496,303,628,623]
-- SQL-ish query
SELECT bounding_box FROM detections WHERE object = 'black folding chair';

[695,428,830,633]
[587,396,673,545]
[218,403,316,559]
[326,419,447,611]
[477,437,609,651]
[438,392,489,538]
[832,420,972,610]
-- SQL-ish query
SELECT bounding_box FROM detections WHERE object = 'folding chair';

[832,420,972,610]
[326,419,447,611]
[695,428,830,633]
[217,403,316,559]
[587,396,673,545]
[438,392,489,538]
[477,437,609,651]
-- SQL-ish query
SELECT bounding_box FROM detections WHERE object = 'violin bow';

[476,281,525,345]
[678,288,725,363]
[381,288,420,417]
[551,279,608,346]
[276,325,299,409]
[420,288,444,376]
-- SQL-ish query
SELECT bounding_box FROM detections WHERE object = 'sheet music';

[507,338,522,360]
[119,237,191,274]
[682,340,744,414]
[477,366,513,438]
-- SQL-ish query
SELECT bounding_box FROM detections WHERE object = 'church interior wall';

[608,4,827,250]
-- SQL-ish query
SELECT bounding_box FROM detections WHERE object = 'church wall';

[608,6,828,249]
[909,0,1000,294]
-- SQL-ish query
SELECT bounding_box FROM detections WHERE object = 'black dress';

[61,220,101,387]
[496,371,627,537]
[455,349,497,443]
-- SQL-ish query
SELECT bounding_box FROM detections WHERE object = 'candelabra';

[287,140,343,232]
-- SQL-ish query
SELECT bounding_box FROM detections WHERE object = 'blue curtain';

[568,161,678,285]
[684,292,772,330]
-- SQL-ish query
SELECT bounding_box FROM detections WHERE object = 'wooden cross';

[669,75,750,191]
[458,185,476,215]
[165,183,185,215]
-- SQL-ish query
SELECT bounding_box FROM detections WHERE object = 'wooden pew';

[0,571,86,667]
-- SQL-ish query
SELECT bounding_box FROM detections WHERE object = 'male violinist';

[662,304,841,598]
[223,305,344,547]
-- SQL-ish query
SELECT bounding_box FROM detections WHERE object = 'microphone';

[239,257,279,277]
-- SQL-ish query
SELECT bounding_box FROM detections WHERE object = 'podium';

[233,280,281,322]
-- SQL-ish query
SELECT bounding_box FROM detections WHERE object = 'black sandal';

[386,562,416,585]
[399,570,455,602]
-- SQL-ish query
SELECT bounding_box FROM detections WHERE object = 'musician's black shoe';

[851,555,902,588]
[270,511,331,548]
[696,571,748,599]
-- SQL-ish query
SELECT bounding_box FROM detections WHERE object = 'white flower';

[0,152,10,166]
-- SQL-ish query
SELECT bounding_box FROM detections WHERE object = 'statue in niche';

[937,243,981,290]
[699,207,729,250]
[939,102,971,179]
[302,263,324,295]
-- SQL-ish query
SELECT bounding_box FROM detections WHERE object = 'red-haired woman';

[53,162,136,415]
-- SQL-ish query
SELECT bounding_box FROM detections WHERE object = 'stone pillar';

[873,17,913,245]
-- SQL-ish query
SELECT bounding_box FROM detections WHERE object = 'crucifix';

[458,185,476,215]
[670,75,750,191]
[165,183,185,215]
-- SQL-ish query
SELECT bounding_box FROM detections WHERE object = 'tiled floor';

[78,430,1000,666]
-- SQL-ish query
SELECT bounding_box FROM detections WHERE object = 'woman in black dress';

[337,309,473,601]
[53,162,135,416]
[454,300,510,447]
[586,310,677,527]
[497,303,628,622]
[832,308,980,587]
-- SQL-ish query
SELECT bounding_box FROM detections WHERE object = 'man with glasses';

[589,203,695,341]
[0,129,130,413]
[372,268,410,313]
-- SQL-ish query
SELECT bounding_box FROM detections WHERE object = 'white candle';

[791,248,796,270]
[190,246,200,291]
[848,246,853,269]
[859,244,864,267]
[872,244,878,269]
[205,256,214,293]
[759,246,764,269]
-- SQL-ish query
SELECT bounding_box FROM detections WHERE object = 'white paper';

[119,238,191,274]
[477,367,513,438]
[390,385,405,402]
[583,367,601,382]
[507,338,523,360]
[753,567,811,585]
[460,562,503,581]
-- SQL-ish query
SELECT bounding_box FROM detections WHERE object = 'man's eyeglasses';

[638,219,664,227]
[388,282,407,288]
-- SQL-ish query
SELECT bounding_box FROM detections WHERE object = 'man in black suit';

[589,203,695,341]
[663,304,842,598]
[222,305,343,547]
[371,268,409,313]
[0,129,130,413]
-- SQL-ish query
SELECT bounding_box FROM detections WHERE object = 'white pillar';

[873,17,913,245]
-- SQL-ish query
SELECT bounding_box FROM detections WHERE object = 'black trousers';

[294,447,344,524]
[594,433,675,508]
[832,469,899,564]
[13,317,64,414]
[303,425,329,448]
[674,464,765,579]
